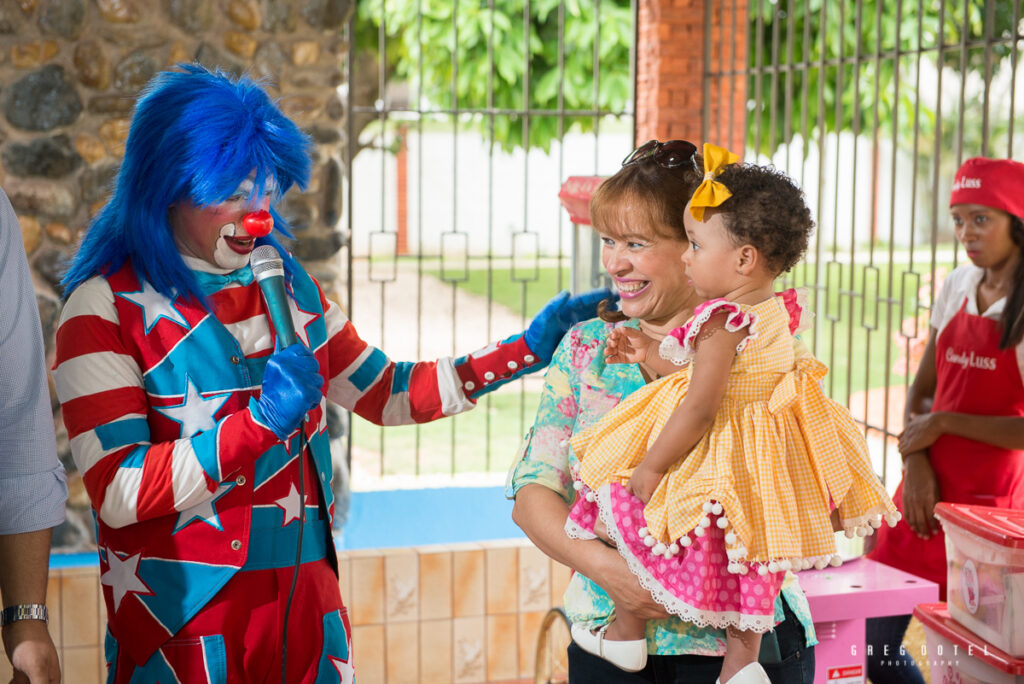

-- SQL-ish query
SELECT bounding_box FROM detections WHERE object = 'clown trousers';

[104,558,352,684]
[104,512,353,683]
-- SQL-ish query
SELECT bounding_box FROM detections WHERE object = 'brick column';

[635,0,748,155]
[396,126,409,255]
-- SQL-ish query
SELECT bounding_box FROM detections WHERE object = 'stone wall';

[0,0,353,551]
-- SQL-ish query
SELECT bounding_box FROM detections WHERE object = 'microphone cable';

[280,422,308,684]
[249,243,317,683]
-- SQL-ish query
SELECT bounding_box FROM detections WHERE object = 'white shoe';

[716,662,772,684]
[570,623,647,673]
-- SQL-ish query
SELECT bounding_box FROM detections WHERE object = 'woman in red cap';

[866,156,1024,684]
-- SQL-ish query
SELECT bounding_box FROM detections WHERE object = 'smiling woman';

[508,141,820,684]
[591,147,702,334]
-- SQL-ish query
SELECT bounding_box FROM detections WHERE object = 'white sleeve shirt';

[930,263,1024,387]
[0,187,67,535]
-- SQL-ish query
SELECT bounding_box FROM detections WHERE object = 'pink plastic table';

[800,557,938,684]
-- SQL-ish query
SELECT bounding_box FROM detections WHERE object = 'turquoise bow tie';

[193,267,254,295]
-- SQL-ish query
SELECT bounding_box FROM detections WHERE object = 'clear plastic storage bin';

[935,502,1024,658]
[915,603,1024,684]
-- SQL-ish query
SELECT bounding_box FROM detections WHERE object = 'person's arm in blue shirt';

[0,187,65,684]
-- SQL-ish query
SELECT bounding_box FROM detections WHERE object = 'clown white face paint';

[170,179,272,270]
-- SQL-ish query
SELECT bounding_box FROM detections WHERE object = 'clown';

[54,64,611,682]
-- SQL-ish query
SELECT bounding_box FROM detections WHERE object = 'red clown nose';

[243,210,273,237]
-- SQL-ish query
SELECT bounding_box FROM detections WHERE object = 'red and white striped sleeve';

[52,277,277,529]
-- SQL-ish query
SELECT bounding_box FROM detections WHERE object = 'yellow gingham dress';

[573,294,898,569]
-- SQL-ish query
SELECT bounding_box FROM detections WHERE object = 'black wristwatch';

[0,604,48,626]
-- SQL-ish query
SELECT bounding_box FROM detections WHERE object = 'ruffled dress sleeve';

[657,298,758,366]
[775,287,813,335]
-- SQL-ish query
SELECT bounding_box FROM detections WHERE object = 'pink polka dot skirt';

[566,482,782,632]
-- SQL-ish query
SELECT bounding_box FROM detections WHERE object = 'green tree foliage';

[747,0,1021,157]
[355,0,633,152]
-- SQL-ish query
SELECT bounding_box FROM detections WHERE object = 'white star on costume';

[174,483,233,533]
[287,299,319,347]
[116,280,189,334]
[274,483,306,526]
[329,655,354,684]
[101,548,152,612]
[156,377,229,438]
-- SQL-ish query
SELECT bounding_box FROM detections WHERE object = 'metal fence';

[342,1,636,485]
[343,0,1023,488]
[705,0,1024,486]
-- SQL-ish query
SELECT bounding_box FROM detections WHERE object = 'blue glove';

[254,343,323,440]
[524,287,618,363]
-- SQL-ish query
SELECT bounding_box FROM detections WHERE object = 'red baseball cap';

[950,156,1024,219]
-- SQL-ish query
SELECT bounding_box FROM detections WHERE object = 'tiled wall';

[0,539,571,684]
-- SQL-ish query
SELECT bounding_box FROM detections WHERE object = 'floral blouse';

[505,317,818,655]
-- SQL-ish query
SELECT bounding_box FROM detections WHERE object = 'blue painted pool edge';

[336,485,524,551]
[50,485,524,567]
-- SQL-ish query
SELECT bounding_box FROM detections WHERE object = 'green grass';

[424,263,573,317]
[352,389,543,476]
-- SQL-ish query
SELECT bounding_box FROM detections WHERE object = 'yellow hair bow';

[689,143,741,221]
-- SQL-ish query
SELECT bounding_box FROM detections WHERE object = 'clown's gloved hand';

[253,344,323,440]
[453,287,617,400]
[525,288,616,362]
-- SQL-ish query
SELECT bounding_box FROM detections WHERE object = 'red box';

[935,502,1024,658]
[557,176,606,225]
[915,603,1024,684]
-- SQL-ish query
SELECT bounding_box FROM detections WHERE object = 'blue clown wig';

[62,64,313,306]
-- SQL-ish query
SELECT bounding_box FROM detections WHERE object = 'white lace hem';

[603,493,900,577]
[565,517,598,541]
[594,485,776,633]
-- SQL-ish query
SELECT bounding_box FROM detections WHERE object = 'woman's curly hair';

[714,163,814,275]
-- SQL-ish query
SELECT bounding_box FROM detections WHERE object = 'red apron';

[869,299,1024,597]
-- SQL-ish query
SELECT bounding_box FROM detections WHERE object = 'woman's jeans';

[568,597,815,684]
[865,614,926,684]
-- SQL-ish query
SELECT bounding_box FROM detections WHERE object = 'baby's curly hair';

[713,163,814,274]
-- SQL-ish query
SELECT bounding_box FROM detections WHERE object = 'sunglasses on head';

[621,139,699,170]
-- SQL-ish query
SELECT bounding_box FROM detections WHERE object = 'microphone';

[250,245,299,348]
